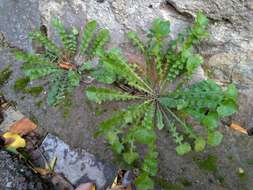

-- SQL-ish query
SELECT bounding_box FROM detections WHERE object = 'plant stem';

[163,106,197,139]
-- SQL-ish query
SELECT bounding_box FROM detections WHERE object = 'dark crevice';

[165,0,235,27]
[164,0,194,19]
[40,24,48,36]
[207,16,234,26]
[33,24,48,54]
[96,0,105,3]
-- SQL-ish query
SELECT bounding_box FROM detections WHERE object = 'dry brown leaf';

[3,132,26,149]
[230,123,247,134]
[34,167,52,176]
[75,183,95,190]
[58,63,76,70]
[108,170,132,190]
[9,118,37,136]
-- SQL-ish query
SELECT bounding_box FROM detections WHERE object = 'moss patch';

[14,77,30,92]
[61,94,73,118]
[29,113,39,125]
[177,177,192,187]
[95,106,107,116]
[0,66,12,87]
[154,177,183,190]
[35,100,43,108]
[193,155,218,172]
[245,159,253,165]
[227,155,234,161]
[216,175,226,186]
[25,86,44,96]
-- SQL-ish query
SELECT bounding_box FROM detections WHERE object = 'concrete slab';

[40,133,117,190]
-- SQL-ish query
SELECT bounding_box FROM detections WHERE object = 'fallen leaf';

[108,170,133,190]
[9,117,37,136]
[58,63,76,70]
[75,183,95,190]
[34,167,52,176]
[230,123,247,135]
[3,132,26,149]
[111,175,118,188]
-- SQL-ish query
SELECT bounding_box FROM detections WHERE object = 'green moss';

[154,177,183,190]
[239,188,249,190]
[227,155,234,161]
[25,86,44,96]
[193,155,218,172]
[62,94,73,118]
[29,113,39,125]
[177,177,192,187]
[202,64,214,78]
[95,106,107,116]
[35,100,43,108]
[14,77,30,92]
[0,66,12,87]
[245,159,253,165]
[85,99,94,111]
[216,175,225,185]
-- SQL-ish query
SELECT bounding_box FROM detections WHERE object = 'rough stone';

[0,0,40,51]
[0,107,24,132]
[206,52,253,86]
[0,150,52,190]
[167,0,253,53]
[41,133,117,190]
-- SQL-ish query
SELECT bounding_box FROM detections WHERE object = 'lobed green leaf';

[80,20,97,54]
[135,172,154,190]
[86,86,139,104]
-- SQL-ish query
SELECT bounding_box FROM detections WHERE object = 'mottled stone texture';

[0,0,253,189]
[0,0,40,51]
[41,134,117,190]
[0,150,52,190]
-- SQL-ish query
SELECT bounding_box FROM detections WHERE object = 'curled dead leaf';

[58,63,76,70]
[107,170,133,190]
[75,183,95,190]
[3,132,26,149]
[9,117,37,136]
[230,123,247,135]
[34,167,53,176]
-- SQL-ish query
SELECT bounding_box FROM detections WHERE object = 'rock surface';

[0,0,253,189]
[41,133,116,190]
[0,150,52,190]
[0,0,40,51]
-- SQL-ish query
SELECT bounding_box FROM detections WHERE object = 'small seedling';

[14,18,109,106]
